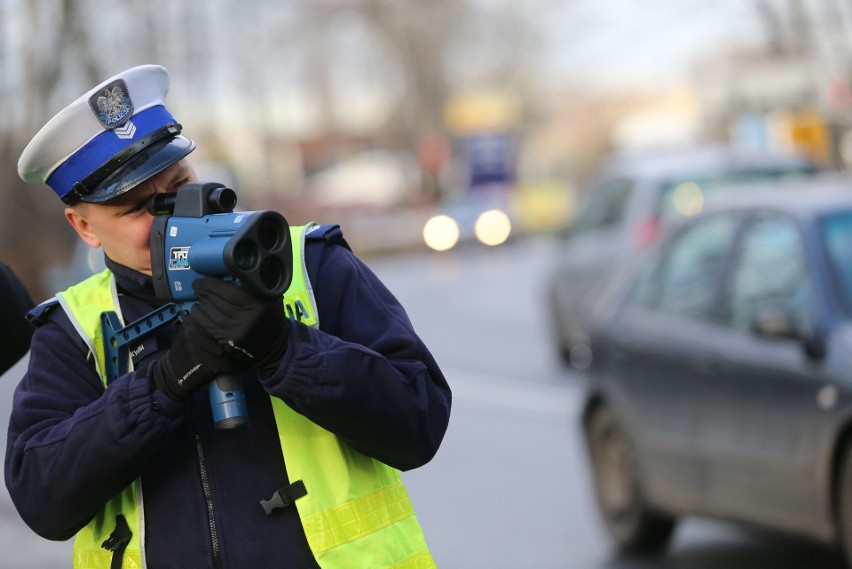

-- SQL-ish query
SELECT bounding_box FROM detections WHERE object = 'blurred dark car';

[581,176,852,564]
[549,145,815,368]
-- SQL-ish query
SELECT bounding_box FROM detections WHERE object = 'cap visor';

[81,135,196,203]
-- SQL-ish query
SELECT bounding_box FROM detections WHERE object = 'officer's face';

[64,160,197,275]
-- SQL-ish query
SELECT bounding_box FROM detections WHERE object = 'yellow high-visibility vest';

[58,224,435,569]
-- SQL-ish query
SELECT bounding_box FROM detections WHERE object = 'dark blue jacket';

[0,261,34,375]
[5,225,451,569]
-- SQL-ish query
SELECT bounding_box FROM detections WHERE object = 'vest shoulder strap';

[26,297,60,327]
[304,223,351,251]
[55,269,117,380]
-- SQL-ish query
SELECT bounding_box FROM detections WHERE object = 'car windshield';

[821,210,852,316]
[568,177,633,237]
[658,166,813,225]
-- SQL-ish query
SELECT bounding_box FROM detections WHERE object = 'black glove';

[190,277,289,375]
[153,316,243,402]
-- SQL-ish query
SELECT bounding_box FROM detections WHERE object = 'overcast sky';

[528,0,771,89]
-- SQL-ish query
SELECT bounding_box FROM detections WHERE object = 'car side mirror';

[750,302,825,359]
[751,303,799,339]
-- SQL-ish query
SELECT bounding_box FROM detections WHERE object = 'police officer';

[7,64,451,569]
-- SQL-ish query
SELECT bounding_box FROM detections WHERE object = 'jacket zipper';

[195,433,223,569]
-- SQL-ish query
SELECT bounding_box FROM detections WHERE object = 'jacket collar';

[104,255,162,306]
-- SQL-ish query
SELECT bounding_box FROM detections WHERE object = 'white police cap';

[17,64,195,204]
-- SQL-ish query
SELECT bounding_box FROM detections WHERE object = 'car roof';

[600,144,814,181]
[701,172,852,220]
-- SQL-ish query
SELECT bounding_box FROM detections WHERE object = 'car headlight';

[475,209,512,246]
[423,214,460,251]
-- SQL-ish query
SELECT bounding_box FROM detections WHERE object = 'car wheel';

[837,442,852,564]
[587,405,676,554]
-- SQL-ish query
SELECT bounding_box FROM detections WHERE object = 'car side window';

[725,214,811,331]
[568,177,633,237]
[822,211,852,315]
[633,213,738,320]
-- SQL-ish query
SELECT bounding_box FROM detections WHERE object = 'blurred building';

[692,48,845,169]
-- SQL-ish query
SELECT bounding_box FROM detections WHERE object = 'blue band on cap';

[46,105,177,200]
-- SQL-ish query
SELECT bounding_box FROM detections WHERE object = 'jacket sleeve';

[4,311,185,541]
[0,262,34,376]
[259,231,452,471]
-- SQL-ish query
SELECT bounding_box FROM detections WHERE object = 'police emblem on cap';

[88,79,134,129]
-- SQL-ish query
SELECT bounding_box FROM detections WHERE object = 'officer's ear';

[65,205,102,249]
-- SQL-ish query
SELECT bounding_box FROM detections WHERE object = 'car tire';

[837,442,852,565]
[587,405,676,554]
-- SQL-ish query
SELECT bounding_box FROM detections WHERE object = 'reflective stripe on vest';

[56,268,122,380]
[60,224,435,569]
[57,269,144,569]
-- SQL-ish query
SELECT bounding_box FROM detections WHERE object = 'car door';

[699,212,825,534]
[597,211,741,512]
[552,176,634,347]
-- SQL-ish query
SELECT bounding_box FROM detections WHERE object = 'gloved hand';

[190,277,290,376]
[153,315,243,402]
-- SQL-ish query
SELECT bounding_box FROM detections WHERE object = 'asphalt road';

[0,235,848,568]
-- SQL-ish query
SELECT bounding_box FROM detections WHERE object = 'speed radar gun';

[100,182,292,429]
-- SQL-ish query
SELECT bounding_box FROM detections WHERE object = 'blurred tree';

[756,0,790,55]
[360,1,457,145]
[357,1,461,201]
[756,0,852,66]
[788,0,813,57]
[0,0,104,301]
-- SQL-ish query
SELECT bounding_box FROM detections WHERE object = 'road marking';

[444,368,580,417]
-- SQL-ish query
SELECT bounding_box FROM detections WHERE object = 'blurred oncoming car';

[548,145,815,368]
[581,176,852,564]
[422,186,514,252]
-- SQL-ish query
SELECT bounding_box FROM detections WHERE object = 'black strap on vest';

[260,480,308,515]
[101,514,132,569]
